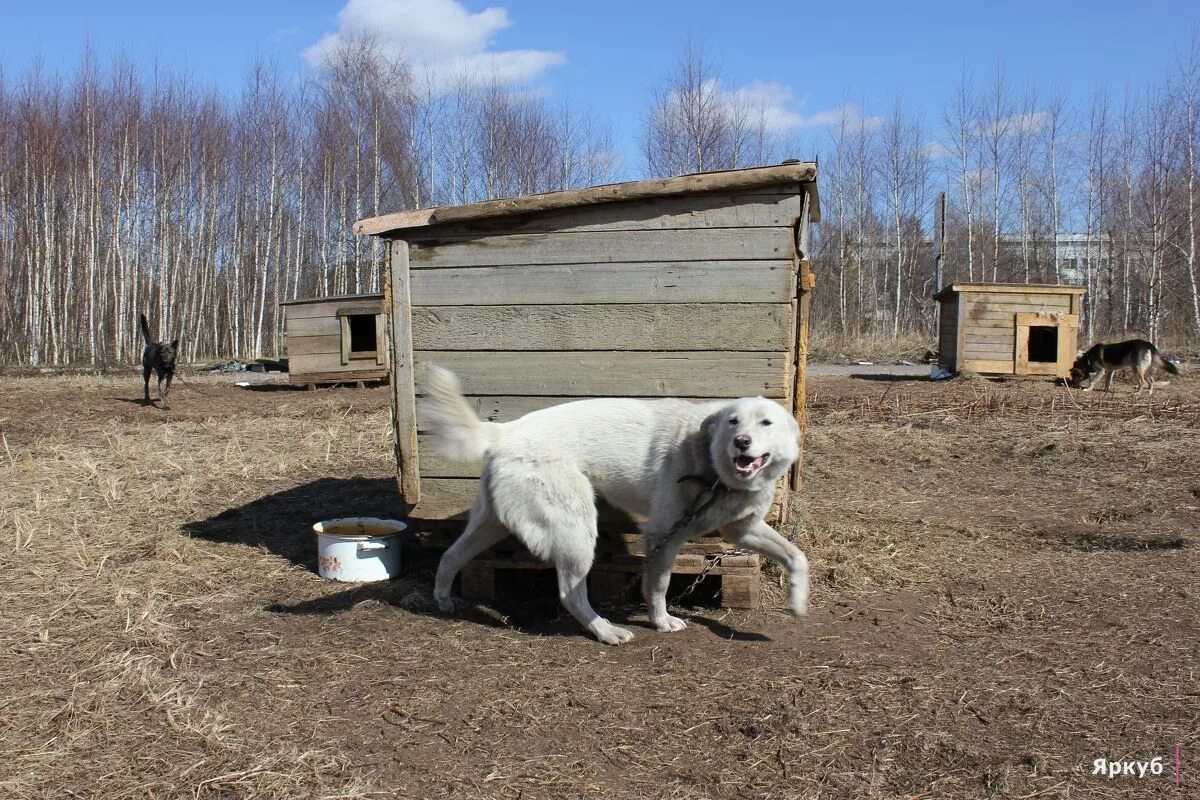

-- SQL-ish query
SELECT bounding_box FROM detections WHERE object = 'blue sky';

[2,0,1198,173]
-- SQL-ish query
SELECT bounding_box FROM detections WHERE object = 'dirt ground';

[1,367,1197,799]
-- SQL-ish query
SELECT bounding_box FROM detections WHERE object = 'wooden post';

[339,315,351,365]
[375,313,388,366]
[720,573,761,609]
[790,188,814,494]
[388,239,421,506]
[934,192,946,341]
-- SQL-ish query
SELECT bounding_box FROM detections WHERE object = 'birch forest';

[3,38,1200,365]
[0,37,617,364]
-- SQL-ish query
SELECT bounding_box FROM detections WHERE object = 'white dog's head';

[705,397,801,489]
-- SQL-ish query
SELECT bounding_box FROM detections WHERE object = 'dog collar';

[670,472,725,537]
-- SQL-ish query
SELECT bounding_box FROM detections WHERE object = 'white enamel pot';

[313,517,406,582]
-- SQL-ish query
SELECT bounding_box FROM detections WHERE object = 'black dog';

[140,313,179,409]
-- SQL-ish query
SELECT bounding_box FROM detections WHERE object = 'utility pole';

[934,191,946,294]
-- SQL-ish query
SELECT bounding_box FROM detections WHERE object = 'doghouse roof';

[934,282,1086,302]
[279,293,384,307]
[354,162,819,237]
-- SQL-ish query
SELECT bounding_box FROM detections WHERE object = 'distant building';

[996,233,1151,285]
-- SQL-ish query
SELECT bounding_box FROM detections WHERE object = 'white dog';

[423,366,809,645]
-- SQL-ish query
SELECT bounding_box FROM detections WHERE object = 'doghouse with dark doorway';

[280,293,390,388]
[355,162,821,609]
[935,283,1084,378]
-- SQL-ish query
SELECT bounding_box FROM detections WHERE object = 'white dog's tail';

[422,366,503,462]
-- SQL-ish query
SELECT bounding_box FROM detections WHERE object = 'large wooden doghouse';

[280,294,389,387]
[356,162,819,607]
[935,283,1085,378]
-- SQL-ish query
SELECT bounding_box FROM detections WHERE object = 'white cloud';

[726,81,808,133]
[796,102,884,134]
[304,0,564,90]
[1004,110,1050,134]
[671,79,871,135]
[923,140,955,160]
[977,111,1050,136]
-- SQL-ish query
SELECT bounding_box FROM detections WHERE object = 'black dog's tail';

[1147,343,1181,375]
[139,313,153,345]
[1157,351,1181,375]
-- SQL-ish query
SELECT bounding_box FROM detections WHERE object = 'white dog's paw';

[653,614,688,633]
[592,620,635,645]
[434,594,458,614]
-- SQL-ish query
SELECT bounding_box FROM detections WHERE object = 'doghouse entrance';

[346,314,378,356]
[337,305,386,366]
[1014,311,1078,378]
[1027,325,1058,363]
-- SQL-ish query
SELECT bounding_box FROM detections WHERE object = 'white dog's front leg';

[723,519,809,616]
[641,535,688,632]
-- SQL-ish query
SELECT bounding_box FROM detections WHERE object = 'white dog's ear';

[700,409,724,445]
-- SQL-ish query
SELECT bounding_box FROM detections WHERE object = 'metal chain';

[168,371,231,398]
[673,547,754,602]
[641,475,722,565]
[620,476,730,601]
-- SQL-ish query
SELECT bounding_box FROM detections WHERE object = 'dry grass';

[1,371,1197,798]
[0,375,392,799]
[807,331,933,365]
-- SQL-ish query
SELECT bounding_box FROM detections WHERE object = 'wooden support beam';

[389,240,420,506]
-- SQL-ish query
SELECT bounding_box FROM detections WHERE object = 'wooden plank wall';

[938,297,958,369]
[397,190,806,520]
[958,290,1074,374]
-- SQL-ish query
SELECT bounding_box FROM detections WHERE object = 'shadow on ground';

[182,476,759,640]
[238,382,310,392]
[849,373,932,383]
[1034,523,1193,552]
[262,576,769,642]
[182,476,407,570]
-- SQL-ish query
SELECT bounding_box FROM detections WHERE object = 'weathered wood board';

[290,369,388,384]
[962,331,1015,344]
[411,303,790,351]
[405,193,804,237]
[408,228,792,268]
[390,240,420,504]
[964,299,1071,315]
[286,334,342,356]
[413,394,789,429]
[355,164,816,234]
[416,351,788,397]
[286,316,342,336]
[408,261,794,306]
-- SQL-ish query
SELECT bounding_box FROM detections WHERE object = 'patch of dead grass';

[0,377,393,798]
[2,374,1198,798]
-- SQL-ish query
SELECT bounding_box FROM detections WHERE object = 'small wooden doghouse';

[935,283,1085,378]
[355,163,819,607]
[280,293,389,387]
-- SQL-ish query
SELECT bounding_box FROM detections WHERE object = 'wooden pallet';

[458,535,761,609]
[293,376,389,390]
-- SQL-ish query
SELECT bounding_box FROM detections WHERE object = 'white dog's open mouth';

[733,453,770,478]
